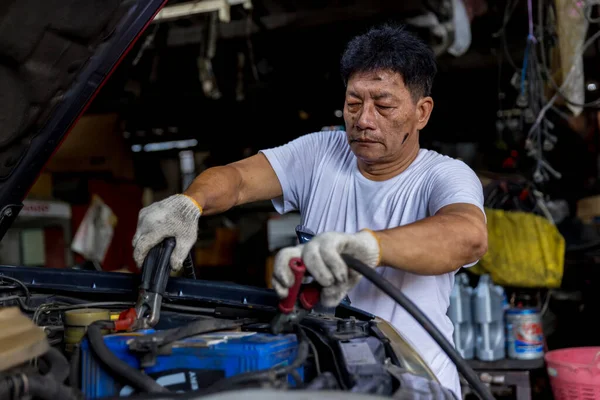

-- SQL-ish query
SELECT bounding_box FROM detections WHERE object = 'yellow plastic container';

[63,308,110,353]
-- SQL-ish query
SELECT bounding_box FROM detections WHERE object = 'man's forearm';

[182,153,284,217]
[183,166,242,216]
[373,207,487,275]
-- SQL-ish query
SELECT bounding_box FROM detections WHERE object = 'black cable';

[157,318,253,345]
[40,295,129,306]
[29,301,134,318]
[128,318,255,354]
[0,275,31,305]
[341,255,495,400]
[87,321,168,394]
[301,325,348,390]
[161,303,215,315]
[53,302,132,311]
[17,298,37,312]
[0,295,22,303]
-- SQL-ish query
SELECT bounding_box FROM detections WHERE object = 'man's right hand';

[132,194,202,271]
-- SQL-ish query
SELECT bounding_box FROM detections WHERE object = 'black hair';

[340,24,437,100]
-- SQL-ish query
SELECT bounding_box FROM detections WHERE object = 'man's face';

[343,70,433,165]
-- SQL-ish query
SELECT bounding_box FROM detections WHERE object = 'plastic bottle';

[473,274,506,361]
[448,273,475,359]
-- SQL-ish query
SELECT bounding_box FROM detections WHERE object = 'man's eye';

[377,105,393,109]
[347,103,361,107]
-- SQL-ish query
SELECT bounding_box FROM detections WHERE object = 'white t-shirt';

[260,130,485,397]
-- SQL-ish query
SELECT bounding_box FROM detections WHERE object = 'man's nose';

[356,104,377,131]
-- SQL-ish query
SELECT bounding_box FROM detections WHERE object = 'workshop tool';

[126,238,176,330]
[117,239,196,331]
[270,258,320,334]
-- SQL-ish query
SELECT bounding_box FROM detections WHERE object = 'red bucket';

[545,347,600,400]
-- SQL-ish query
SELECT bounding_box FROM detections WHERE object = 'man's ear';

[416,96,434,130]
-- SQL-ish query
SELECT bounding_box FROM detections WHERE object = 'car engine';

[0,276,458,400]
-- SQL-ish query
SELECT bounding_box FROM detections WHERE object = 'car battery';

[80,329,302,398]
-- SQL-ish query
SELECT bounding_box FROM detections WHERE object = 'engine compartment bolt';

[337,318,356,332]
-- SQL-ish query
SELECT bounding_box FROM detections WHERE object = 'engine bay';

[0,268,458,400]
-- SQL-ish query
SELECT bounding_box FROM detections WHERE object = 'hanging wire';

[537,0,600,108]
[527,29,600,138]
[509,0,600,184]
[493,0,523,71]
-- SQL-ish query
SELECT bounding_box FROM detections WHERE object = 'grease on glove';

[132,194,202,271]
[272,230,381,307]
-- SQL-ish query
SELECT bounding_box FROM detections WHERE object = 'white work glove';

[272,230,381,307]
[132,194,202,271]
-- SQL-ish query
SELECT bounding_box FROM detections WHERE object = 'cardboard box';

[577,195,600,223]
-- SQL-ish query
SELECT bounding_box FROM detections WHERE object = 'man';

[132,24,487,396]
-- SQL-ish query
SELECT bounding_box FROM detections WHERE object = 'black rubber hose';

[0,373,79,400]
[341,255,494,400]
[87,321,168,393]
[26,374,81,400]
[69,344,81,389]
[40,347,71,383]
[0,375,19,400]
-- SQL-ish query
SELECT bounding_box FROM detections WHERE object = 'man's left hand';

[272,230,381,307]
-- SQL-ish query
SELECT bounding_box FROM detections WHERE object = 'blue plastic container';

[80,329,302,398]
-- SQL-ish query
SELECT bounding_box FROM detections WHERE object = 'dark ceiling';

[86,0,593,160]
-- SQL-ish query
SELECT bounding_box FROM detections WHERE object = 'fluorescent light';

[152,0,252,23]
[131,139,198,153]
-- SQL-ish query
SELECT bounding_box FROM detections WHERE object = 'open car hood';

[0,0,168,240]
